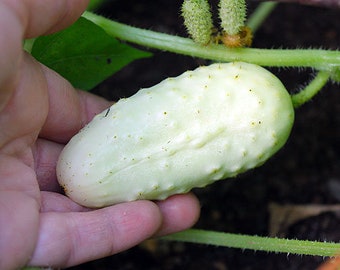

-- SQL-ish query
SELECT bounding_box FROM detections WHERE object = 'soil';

[71,1,339,269]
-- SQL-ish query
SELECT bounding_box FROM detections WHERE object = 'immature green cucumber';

[57,62,294,208]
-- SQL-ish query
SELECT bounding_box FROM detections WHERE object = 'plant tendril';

[291,71,330,108]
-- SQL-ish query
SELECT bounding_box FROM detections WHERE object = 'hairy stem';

[291,71,331,108]
[83,11,340,71]
[161,229,340,257]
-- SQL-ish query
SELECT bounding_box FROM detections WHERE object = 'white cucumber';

[57,62,294,208]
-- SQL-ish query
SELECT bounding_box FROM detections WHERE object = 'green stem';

[291,71,331,108]
[161,229,340,257]
[82,11,340,71]
[247,2,279,33]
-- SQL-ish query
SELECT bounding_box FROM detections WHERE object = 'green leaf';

[31,17,151,91]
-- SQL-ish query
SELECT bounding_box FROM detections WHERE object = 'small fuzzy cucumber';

[57,62,294,208]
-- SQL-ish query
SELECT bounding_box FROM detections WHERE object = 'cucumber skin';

[57,62,294,208]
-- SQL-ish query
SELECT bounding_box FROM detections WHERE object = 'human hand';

[0,1,200,269]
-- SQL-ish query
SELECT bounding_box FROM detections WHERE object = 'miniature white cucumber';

[57,62,294,208]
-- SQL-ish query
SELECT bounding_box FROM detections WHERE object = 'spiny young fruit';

[181,0,214,45]
[219,0,247,36]
[57,62,294,208]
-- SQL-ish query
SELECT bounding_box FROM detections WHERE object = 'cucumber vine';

[81,1,340,258]
[24,0,340,266]
[82,6,339,109]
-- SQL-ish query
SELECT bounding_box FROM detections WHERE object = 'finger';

[3,0,89,38]
[39,67,111,143]
[0,2,21,108]
[0,0,89,111]
[40,191,89,213]
[0,56,53,165]
[28,201,162,268]
[33,138,63,192]
[155,193,201,236]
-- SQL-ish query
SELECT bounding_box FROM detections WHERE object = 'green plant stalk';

[291,71,331,108]
[161,229,340,257]
[82,11,340,72]
[246,1,279,33]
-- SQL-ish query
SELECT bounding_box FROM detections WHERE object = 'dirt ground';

[71,1,339,269]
